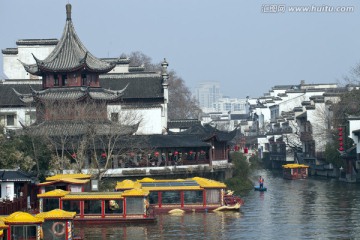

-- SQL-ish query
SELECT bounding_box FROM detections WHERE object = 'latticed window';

[111,112,119,122]
[206,189,220,204]
[126,197,144,214]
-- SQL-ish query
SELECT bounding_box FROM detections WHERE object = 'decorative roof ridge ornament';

[79,51,88,64]
[31,53,44,66]
[103,83,129,95]
[66,3,72,21]
[161,58,169,83]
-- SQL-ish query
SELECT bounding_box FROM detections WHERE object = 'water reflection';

[76,170,360,239]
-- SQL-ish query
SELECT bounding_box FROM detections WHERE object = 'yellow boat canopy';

[115,177,226,191]
[0,220,8,229]
[37,189,70,198]
[192,177,227,188]
[62,192,124,200]
[282,164,309,169]
[121,188,149,197]
[36,209,76,220]
[115,179,142,190]
[37,178,90,186]
[46,173,91,181]
[4,212,43,224]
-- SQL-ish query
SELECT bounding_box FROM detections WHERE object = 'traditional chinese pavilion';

[15,4,127,125]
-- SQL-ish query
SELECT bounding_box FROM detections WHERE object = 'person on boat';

[259,176,264,189]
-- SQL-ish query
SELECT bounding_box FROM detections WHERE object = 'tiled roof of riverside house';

[24,120,139,137]
[167,119,201,129]
[16,39,59,46]
[0,169,32,182]
[1,48,18,54]
[0,83,41,106]
[20,4,116,76]
[100,72,163,100]
[13,86,127,103]
[168,124,237,142]
[148,134,211,148]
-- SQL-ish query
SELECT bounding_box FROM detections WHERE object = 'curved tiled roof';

[37,178,89,186]
[37,189,70,198]
[4,212,43,224]
[1,48,18,55]
[116,177,226,192]
[0,169,32,182]
[16,39,59,46]
[24,120,138,137]
[0,83,41,106]
[36,209,76,220]
[121,188,149,197]
[13,87,126,103]
[46,173,91,181]
[100,73,163,100]
[21,4,115,75]
[62,192,123,200]
[115,179,142,190]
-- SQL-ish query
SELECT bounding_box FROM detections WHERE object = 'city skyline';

[1,0,359,99]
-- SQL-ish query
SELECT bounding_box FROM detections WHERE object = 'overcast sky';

[1,0,359,98]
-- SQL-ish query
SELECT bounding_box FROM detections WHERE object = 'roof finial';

[66,4,72,20]
[161,58,169,82]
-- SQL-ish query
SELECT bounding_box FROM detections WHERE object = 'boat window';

[11,225,37,240]
[63,200,80,214]
[184,191,203,204]
[161,191,181,204]
[43,198,59,212]
[149,192,158,204]
[126,197,144,215]
[206,189,221,204]
[105,199,123,214]
[84,200,102,214]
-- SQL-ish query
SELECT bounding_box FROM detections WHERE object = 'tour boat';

[282,163,309,180]
[115,177,244,213]
[37,189,155,224]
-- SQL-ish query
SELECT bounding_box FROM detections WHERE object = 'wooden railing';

[0,197,28,215]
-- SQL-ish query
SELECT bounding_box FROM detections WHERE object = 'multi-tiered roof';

[21,4,115,76]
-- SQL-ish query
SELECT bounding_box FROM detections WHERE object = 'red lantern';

[174,151,178,155]
[338,127,344,151]
[155,152,159,157]
[189,151,193,155]
[101,152,107,158]
[244,148,248,154]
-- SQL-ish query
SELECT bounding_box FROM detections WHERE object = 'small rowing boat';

[254,186,267,191]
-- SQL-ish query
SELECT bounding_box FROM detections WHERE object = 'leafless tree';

[128,51,202,120]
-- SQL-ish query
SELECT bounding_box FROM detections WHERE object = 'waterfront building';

[0,4,236,178]
[245,80,356,169]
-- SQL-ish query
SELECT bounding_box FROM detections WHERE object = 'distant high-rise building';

[195,81,221,112]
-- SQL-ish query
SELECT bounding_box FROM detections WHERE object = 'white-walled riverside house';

[242,81,360,180]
